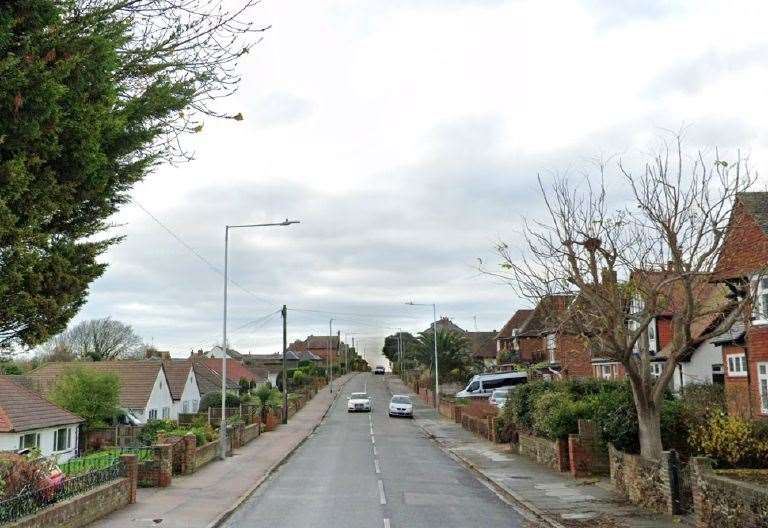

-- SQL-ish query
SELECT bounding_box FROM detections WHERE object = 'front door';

[759,362,768,414]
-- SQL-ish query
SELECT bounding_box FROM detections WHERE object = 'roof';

[296,350,322,361]
[738,192,768,234]
[162,359,195,401]
[192,361,238,395]
[200,358,268,384]
[713,193,768,279]
[28,361,166,410]
[423,317,466,335]
[306,335,339,349]
[0,375,83,433]
[519,295,575,337]
[712,323,746,345]
[496,309,534,339]
[468,331,497,359]
[208,346,243,360]
[287,340,307,352]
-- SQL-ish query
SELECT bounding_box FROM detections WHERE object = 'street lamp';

[219,219,299,460]
[405,301,439,409]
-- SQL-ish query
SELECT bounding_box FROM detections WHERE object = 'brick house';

[711,192,768,419]
[422,317,500,367]
[495,309,534,360]
[517,295,593,378]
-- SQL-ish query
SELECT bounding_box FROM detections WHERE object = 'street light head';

[405,301,414,305]
[281,219,301,226]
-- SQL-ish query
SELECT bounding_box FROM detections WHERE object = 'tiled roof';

[496,309,534,339]
[738,192,768,234]
[306,335,339,349]
[0,375,83,433]
[192,361,238,395]
[468,331,497,358]
[162,359,195,401]
[423,317,466,335]
[28,361,165,410]
[287,340,307,352]
[200,359,268,384]
[519,295,575,336]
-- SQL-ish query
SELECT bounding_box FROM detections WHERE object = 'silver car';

[388,395,413,418]
[347,392,372,412]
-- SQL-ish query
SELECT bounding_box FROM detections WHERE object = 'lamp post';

[405,301,438,409]
[219,219,299,460]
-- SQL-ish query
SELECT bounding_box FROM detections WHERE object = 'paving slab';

[386,376,695,528]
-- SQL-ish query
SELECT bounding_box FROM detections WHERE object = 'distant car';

[374,366,385,375]
[488,388,511,408]
[347,392,372,412]
[388,395,413,418]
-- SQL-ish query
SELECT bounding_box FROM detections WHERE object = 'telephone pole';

[397,329,403,376]
[328,319,334,394]
[281,305,288,425]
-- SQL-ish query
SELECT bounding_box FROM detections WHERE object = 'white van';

[456,372,528,398]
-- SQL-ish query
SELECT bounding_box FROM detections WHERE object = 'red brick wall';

[518,336,543,363]
[746,326,768,419]
[714,201,768,279]
[657,318,674,350]
[556,334,592,378]
[722,342,752,418]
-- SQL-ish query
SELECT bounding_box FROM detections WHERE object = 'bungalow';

[421,317,502,368]
[28,361,175,423]
[163,359,202,415]
[0,375,83,462]
[199,358,269,390]
[192,360,239,397]
[711,192,768,419]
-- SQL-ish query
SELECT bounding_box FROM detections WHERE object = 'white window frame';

[600,364,612,380]
[53,428,71,452]
[650,362,663,379]
[647,318,657,353]
[182,401,190,413]
[726,353,748,377]
[752,276,768,322]
[162,407,171,419]
[19,432,40,450]
[148,409,158,420]
[758,362,768,414]
[546,334,556,363]
[192,400,199,412]
[512,329,519,351]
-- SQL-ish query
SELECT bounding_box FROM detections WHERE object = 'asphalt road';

[222,373,525,528]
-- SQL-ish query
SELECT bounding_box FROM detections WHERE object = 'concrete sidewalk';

[90,374,356,528]
[386,376,693,528]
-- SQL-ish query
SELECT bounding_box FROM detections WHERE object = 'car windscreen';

[350,393,368,399]
[391,396,411,404]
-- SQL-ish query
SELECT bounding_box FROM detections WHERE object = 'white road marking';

[371,435,375,445]
[374,459,381,474]
[373,446,377,456]
[383,519,391,528]
[378,479,387,505]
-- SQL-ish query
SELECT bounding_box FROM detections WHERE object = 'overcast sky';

[68,0,768,366]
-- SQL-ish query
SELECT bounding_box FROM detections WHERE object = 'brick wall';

[722,342,753,419]
[691,458,768,527]
[568,419,608,478]
[243,422,260,444]
[608,445,689,515]
[555,334,592,378]
[518,336,544,363]
[137,444,173,487]
[745,325,768,420]
[518,432,570,472]
[7,454,137,528]
[194,440,218,471]
[657,318,674,350]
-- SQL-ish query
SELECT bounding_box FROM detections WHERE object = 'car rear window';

[391,396,411,404]
[351,393,368,399]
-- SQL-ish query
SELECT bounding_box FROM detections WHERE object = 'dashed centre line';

[374,459,381,474]
[383,519,391,528]
[377,479,387,505]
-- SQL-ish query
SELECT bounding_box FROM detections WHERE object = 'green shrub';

[689,411,768,468]
[506,380,556,432]
[198,391,241,412]
[586,385,639,453]
[532,391,592,440]
[138,419,177,444]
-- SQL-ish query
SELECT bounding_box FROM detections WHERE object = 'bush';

[198,391,241,412]
[586,385,639,453]
[0,454,49,498]
[689,411,768,468]
[532,391,592,440]
[505,380,556,432]
[139,419,177,444]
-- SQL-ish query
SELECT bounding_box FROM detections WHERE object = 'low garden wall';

[691,458,768,527]
[194,440,218,471]
[518,432,570,472]
[137,444,172,487]
[243,422,260,444]
[608,445,690,515]
[568,419,608,478]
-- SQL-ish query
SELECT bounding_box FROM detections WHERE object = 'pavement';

[89,373,356,528]
[223,373,532,528]
[385,376,695,528]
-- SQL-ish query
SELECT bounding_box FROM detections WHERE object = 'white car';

[388,395,413,418]
[347,392,372,412]
[488,389,511,408]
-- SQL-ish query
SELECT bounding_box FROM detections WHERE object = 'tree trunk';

[628,378,664,460]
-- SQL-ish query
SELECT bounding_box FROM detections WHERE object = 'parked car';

[488,388,511,408]
[388,395,413,418]
[456,371,528,398]
[374,365,385,375]
[347,392,372,412]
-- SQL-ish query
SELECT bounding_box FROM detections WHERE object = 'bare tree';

[57,318,145,361]
[492,139,758,459]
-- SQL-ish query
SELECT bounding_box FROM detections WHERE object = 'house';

[304,335,341,362]
[422,317,502,368]
[711,192,768,419]
[0,375,83,462]
[28,361,175,423]
[205,346,244,360]
[163,359,202,415]
[496,309,534,359]
[192,361,239,397]
[199,358,269,390]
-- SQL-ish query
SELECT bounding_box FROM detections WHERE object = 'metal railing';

[59,447,151,476]
[0,459,127,523]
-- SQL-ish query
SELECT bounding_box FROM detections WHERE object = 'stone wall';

[243,422,260,444]
[608,445,690,515]
[518,432,570,472]
[691,458,768,528]
[568,419,609,478]
[7,454,137,528]
[194,440,218,471]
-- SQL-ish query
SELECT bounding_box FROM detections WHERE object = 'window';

[53,428,71,452]
[148,409,158,420]
[726,353,748,377]
[647,319,657,353]
[182,401,190,413]
[650,362,663,379]
[600,364,612,380]
[758,363,768,414]
[712,364,724,384]
[192,400,199,412]
[512,329,519,351]
[466,381,480,393]
[546,334,556,363]
[162,407,170,419]
[19,432,39,450]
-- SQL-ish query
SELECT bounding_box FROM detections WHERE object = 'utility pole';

[397,329,403,376]
[328,319,334,394]
[352,337,355,373]
[281,305,288,425]
[337,330,341,379]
